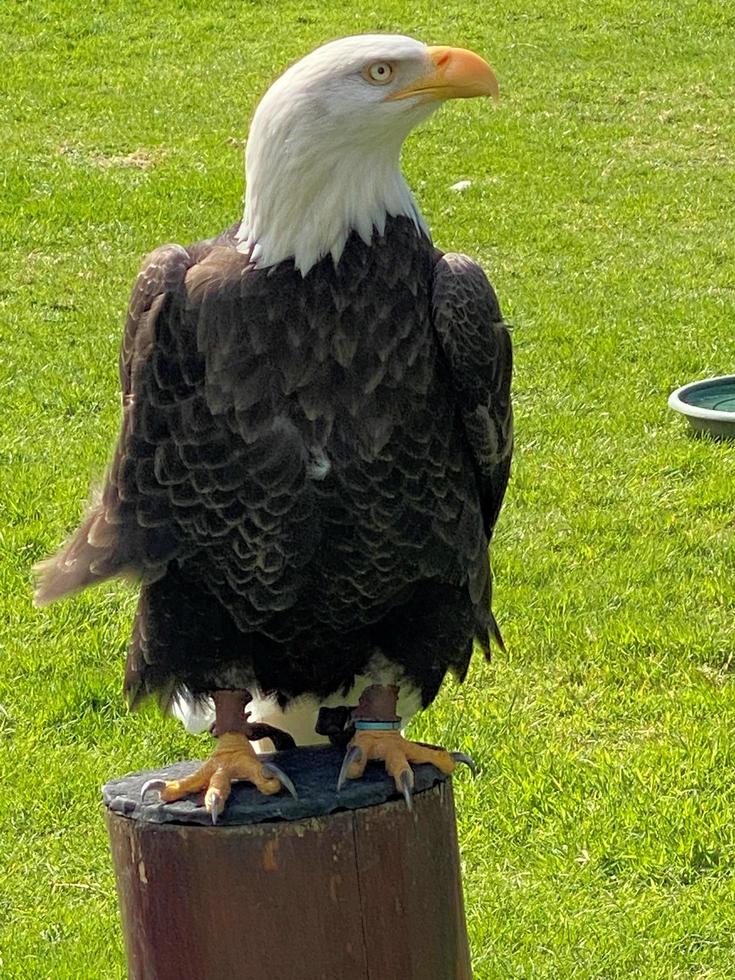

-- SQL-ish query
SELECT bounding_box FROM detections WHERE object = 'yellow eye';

[365,62,394,85]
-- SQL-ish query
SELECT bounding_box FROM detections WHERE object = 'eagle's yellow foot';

[337,729,476,811]
[141,732,297,824]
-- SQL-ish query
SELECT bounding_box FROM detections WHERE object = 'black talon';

[337,745,363,791]
[140,778,166,802]
[248,723,297,752]
[261,762,299,800]
[399,769,414,811]
[450,752,478,777]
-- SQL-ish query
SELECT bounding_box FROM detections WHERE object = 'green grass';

[2,0,735,976]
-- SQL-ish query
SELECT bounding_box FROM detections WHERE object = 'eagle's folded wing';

[34,244,194,605]
[431,252,513,541]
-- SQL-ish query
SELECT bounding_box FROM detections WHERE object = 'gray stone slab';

[102,744,450,826]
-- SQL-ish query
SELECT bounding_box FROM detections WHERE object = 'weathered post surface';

[103,744,472,980]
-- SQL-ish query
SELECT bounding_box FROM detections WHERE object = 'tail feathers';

[34,508,129,606]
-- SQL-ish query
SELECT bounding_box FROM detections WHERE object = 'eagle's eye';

[364,61,394,85]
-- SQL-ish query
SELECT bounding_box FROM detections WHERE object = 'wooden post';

[104,745,472,979]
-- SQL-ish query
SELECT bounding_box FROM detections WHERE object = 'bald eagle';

[36,34,512,820]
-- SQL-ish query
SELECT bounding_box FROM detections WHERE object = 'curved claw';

[140,778,166,802]
[206,790,225,825]
[450,752,478,777]
[261,762,299,800]
[248,723,297,752]
[337,745,363,792]
[399,769,415,812]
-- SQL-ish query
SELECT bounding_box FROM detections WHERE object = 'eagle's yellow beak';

[387,46,499,103]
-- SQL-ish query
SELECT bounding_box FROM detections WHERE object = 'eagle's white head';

[237,34,497,275]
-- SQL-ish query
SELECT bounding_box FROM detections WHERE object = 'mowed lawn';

[2,0,735,976]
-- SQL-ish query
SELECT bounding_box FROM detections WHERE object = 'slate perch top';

[102,744,450,827]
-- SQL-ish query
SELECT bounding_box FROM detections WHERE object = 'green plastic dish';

[668,375,735,438]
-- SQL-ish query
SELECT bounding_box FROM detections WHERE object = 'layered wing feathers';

[34,244,194,605]
[431,252,513,539]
